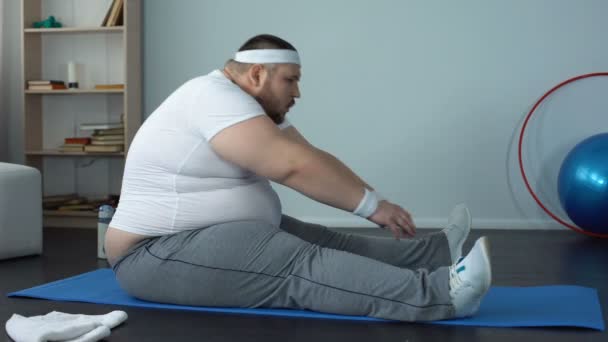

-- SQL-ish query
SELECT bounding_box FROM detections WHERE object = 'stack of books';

[27,80,67,90]
[80,122,125,152]
[59,137,91,152]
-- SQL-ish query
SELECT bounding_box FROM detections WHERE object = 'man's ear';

[248,64,268,88]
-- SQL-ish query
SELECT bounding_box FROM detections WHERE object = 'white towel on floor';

[5,310,127,342]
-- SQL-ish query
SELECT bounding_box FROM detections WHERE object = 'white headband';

[234,49,301,65]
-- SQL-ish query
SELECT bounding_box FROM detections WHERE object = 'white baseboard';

[294,216,568,230]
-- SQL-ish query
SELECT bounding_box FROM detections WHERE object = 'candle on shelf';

[67,62,78,89]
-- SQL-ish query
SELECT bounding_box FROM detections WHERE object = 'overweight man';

[105,34,492,322]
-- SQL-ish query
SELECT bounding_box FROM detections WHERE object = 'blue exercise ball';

[558,133,608,234]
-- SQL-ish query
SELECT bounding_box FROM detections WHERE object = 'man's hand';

[368,201,416,240]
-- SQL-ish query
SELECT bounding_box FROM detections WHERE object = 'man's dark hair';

[238,34,297,52]
[225,34,297,73]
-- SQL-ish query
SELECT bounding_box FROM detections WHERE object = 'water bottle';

[98,205,115,259]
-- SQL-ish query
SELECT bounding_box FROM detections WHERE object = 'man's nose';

[294,84,301,98]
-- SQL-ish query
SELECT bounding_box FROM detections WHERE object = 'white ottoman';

[0,162,42,259]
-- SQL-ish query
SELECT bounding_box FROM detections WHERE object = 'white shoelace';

[449,257,467,294]
[449,264,463,294]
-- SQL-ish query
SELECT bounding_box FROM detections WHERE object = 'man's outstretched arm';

[211,116,415,238]
[282,126,376,192]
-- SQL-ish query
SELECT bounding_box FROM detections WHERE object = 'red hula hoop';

[518,72,608,238]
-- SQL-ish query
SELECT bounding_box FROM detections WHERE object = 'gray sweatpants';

[112,215,455,322]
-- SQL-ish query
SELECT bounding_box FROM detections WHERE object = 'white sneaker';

[449,236,492,318]
[442,203,472,263]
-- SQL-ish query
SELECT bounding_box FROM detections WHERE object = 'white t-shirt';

[109,70,292,236]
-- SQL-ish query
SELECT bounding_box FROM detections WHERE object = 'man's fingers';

[395,217,414,238]
[399,222,413,237]
[404,225,415,237]
[388,223,402,240]
[401,210,416,228]
[401,215,416,235]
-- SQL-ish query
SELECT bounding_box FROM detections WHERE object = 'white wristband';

[353,188,380,218]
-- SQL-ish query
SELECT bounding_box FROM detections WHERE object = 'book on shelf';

[43,193,119,211]
[84,144,123,152]
[97,0,114,26]
[28,84,67,90]
[93,128,124,136]
[59,137,89,152]
[90,140,124,146]
[114,3,124,26]
[59,145,85,152]
[80,122,124,130]
[65,137,91,145]
[28,80,65,85]
[91,134,123,141]
[94,83,124,90]
[103,0,124,27]
[27,80,67,90]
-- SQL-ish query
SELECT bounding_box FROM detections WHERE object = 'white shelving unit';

[21,0,141,228]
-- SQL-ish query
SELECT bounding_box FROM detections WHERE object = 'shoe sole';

[476,236,492,293]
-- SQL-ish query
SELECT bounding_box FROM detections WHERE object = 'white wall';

[5,1,608,229]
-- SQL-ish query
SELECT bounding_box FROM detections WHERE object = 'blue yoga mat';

[7,269,605,330]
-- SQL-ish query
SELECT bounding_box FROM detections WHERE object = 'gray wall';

[143,0,608,228]
[4,1,608,228]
